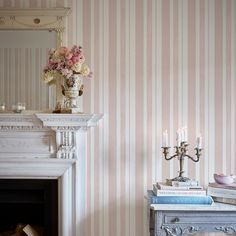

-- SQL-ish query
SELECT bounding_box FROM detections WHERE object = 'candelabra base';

[171,176,191,182]
[166,178,199,187]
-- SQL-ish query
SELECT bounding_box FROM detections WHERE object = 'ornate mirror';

[0,8,70,111]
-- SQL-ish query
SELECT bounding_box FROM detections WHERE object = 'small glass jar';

[0,102,5,112]
[12,102,26,113]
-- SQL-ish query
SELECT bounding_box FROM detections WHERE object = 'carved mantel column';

[36,113,103,159]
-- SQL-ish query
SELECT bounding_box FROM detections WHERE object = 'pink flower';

[66,60,74,67]
[71,45,82,51]
[56,62,64,70]
[58,46,69,55]
[71,56,80,64]
[61,68,73,78]
[65,52,73,60]
[42,45,92,84]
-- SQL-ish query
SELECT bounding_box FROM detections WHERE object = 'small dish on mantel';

[12,103,26,113]
[214,173,235,185]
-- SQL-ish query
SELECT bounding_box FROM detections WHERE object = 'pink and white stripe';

[1,1,236,236]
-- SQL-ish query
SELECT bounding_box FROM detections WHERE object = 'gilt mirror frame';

[0,8,70,48]
[0,8,71,111]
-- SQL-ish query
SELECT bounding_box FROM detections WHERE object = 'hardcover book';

[208,182,236,190]
[153,184,206,196]
[213,196,236,205]
[147,190,213,205]
[207,185,236,198]
[156,182,203,190]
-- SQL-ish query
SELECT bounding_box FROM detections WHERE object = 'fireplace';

[0,179,58,236]
[0,113,103,236]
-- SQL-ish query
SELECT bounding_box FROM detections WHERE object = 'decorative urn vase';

[61,75,83,113]
[42,45,91,114]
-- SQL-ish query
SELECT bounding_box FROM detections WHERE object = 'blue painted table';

[149,203,236,235]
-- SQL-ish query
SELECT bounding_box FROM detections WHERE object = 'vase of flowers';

[42,45,92,113]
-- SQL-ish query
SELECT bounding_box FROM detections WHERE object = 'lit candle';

[162,130,168,147]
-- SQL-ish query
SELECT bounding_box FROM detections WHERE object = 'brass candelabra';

[162,141,202,182]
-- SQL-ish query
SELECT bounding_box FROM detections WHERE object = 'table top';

[150,202,236,211]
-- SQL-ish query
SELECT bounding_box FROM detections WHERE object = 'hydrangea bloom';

[42,45,92,84]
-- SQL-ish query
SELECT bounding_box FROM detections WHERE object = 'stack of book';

[207,182,236,205]
[148,182,214,205]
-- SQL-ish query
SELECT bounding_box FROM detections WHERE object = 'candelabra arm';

[162,146,180,161]
[162,142,203,182]
[165,153,179,161]
[185,154,200,163]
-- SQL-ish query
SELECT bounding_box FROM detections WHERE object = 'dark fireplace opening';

[0,179,58,236]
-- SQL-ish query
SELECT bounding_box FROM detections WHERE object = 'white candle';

[183,126,188,142]
[196,135,203,149]
[180,128,184,143]
[176,129,181,146]
[0,103,5,111]
[162,130,168,147]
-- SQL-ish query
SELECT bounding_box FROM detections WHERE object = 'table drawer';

[164,213,236,224]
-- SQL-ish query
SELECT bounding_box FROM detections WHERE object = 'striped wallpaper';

[1,0,236,236]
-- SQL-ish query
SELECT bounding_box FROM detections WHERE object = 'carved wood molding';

[0,8,71,47]
[0,125,45,131]
[215,226,236,235]
[0,8,70,29]
[0,113,103,159]
[36,113,103,159]
[36,113,104,128]
[161,226,200,236]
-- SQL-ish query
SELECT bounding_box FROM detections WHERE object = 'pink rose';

[71,45,82,55]
[71,56,80,64]
[66,60,73,67]
[66,52,73,60]
[58,46,69,55]
[61,68,73,78]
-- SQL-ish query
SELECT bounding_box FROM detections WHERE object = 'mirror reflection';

[0,30,57,111]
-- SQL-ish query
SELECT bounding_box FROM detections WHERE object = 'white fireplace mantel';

[0,112,103,236]
[0,112,103,159]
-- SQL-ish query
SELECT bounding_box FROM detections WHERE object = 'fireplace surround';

[0,112,103,236]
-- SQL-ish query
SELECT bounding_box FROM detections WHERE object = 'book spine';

[208,187,236,198]
[156,185,190,190]
[156,183,202,190]
[153,188,206,196]
[208,182,236,190]
[171,180,199,187]
[149,196,213,205]
[213,196,236,205]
